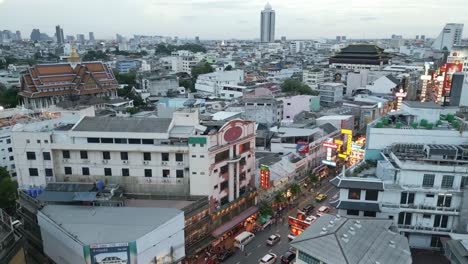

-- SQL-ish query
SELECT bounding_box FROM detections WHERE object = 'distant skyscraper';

[76,34,85,44]
[89,32,95,42]
[66,35,75,42]
[15,30,21,41]
[195,36,200,43]
[30,29,41,41]
[55,25,64,44]
[281,36,286,42]
[116,34,124,43]
[260,3,275,43]
[421,35,426,41]
[432,23,464,51]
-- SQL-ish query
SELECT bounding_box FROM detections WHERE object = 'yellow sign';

[334,140,343,145]
[338,153,348,158]
[341,129,352,135]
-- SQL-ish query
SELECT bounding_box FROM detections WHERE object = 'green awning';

[257,215,271,224]
[188,137,207,144]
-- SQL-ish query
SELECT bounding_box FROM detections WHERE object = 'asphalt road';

[223,179,339,264]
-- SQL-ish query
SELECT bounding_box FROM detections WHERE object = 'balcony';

[227,155,242,163]
[381,203,460,215]
[398,224,452,235]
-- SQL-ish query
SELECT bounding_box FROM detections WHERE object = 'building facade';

[432,23,464,51]
[260,3,275,43]
[318,83,344,106]
[329,44,391,71]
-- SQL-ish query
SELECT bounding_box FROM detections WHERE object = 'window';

[364,211,376,217]
[26,139,30,144]
[44,140,48,143]
[365,190,378,201]
[120,152,128,160]
[64,167,72,175]
[101,138,113,143]
[45,168,53,177]
[6,139,11,144]
[9,156,13,161]
[176,153,183,162]
[462,177,468,188]
[400,192,415,204]
[422,174,435,187]
[434,215,448,228]
[87,137,100,143]
[103,151,110,160]
[104,168,112,176]
[298,251,321,264]
[129,138,141,144]
[347,210,359,216]
[240,142,251,153]
[441,175,454,189]
[192,155,196,158]
[80,151,88,159]
[29,168,39,176]
[142,139,154,145]
[214,185,218,190]
[122,168,130,177]
[82,167,90,176]
[163,169,170,178]
[62,150,70,159]
[398,212,412,225]
[215,150,229,163]
[423,214,431,219]
[220,180,228,190]
[143,152,151,161]
[162,153,169,161]
[220,165,228,174]
[114,138,127,144]
[144,169,152,177]
[43,152,51,160]
[37,140,40,143]
[7,147,12,152]
[348,189,361,200]
[437,194,452,207]
[426,194,435,198]
[26,152,36,160]
[176,170,184,178]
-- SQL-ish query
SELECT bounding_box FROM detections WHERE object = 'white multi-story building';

[195,70,244,98]
[302,68,332,90]
[171,50,200,74]
[318,83,344,106]
[12,109,256,212]
[432,23,464,51]
[0,126,15,176]
[331,143,468,249]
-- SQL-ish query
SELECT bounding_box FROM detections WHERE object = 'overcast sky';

[0,0,467,40]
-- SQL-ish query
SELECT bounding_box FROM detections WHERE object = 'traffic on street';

[223,179,339,264]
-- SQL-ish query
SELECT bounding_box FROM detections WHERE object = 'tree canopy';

[0,167,17,211]
[82,50,109,61]
[281,79,319,96]
[113,70,137,85]
[0,86,19,108]
[155,43,206,55]
[189,61,214,92]
[224,65,233,71]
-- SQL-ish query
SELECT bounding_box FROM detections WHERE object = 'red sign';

[288,216,310,231]
[442,62,463,95]
[224,126,243,142]
[322,142,338,149]
[296,141,310,154]
[260,167,270,189]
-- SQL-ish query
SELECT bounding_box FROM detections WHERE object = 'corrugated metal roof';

[73,116,172,133]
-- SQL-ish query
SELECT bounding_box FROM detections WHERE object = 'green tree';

[224,65,233,71]
[155,44,171,55]
[274,191,286,203]
[259,201,274,217]
[179,79,194,92]
[0,86,19,108]
[82,50,109,61]
[281,79,319,96]
[113,70,137,85]
[289,183,301,196]
[0,167,17,210]
[309,174,319,185]
[126,107,139,115]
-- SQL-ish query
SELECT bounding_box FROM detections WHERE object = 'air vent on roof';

[341,233,349,243]
[354,220,362,228]
[389,240,395,247]
[349,226,356,235]
[320,227,327,235]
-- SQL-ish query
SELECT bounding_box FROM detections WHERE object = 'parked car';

[304,215,317,224]
[218,250,235,262]
[260,253,277,264]
[280,251,296,263]
[301,204,315,215]
[266,234,281,246]
[288,234,296,241]
[317,206,330,216]
[315,193,328,202]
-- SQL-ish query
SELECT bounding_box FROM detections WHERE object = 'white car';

[287,234,296,241]
[304,215,317,224]
[266,234,281,246]
[317,206,330,216]
[260,253,277,264]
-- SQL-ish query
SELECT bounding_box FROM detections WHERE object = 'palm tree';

[274,191,286,203]
[309,174,318,186]
[289,183,301,196]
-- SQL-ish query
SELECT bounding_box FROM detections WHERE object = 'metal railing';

[382,203,460,213]
[398,224,452,233]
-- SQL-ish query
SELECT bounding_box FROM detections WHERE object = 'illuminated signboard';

[322,160,337,167]
[296,141,310,154]
[395,88,407,110]
[288,216,310,231]
[323,142,338,149]
[340,129,353,157]
[260,165,270,189]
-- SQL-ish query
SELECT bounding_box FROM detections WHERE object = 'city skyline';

[0,0,467,40]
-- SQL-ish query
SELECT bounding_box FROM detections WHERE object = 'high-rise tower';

[260,3,275,43]
[432,23,464,51]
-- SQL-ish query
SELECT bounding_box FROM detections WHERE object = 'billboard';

[442,62,463,96]
[84,242,137,264]
[260,165,271,189]
[296,141,310,154]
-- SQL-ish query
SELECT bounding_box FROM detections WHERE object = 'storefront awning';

[211,206,258,237]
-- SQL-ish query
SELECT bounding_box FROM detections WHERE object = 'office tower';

[88,32,95,42]
[281,36,286,42]
[421,35,426,41]
[15,30,21,41]
[66,35,75,42]
[55,25,64,44]
[416,35,420,40]
[30,29,41,41]
[195,36,200,43]
[260,2,275,43]
[76,34,85,44]
[432,23,464,51]
[116,33,124,43]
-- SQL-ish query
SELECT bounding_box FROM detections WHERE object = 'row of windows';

[30,167,185,178]
[25,139,49,144]
[347,210,376,217]
[347,189,378,201]
[400,192,452,207]
[0,139,11,144]
[27,150,184,162]
[397,212,449,228]
[422,174,455,189]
